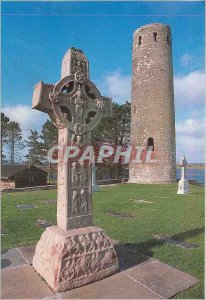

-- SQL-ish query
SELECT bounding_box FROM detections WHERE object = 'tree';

[25,130,44,165]
[92,102,131,145]
[41,119,58,150]
[92,101,131,179]
[41,120,58,182]
[7,121,24,164]
[1,113,10,163]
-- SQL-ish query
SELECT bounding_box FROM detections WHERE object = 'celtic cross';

[32,47,112,230]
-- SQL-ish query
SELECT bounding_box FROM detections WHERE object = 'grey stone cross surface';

[32,47,112,230]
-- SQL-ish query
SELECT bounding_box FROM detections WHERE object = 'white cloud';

[176,118,205,163]
[180,53,193,67]
[179,53,204,70]
[176,118,204,138]
[97,71,131,103]
[2,105,47,140]
[174,70,205,105]
[191,109,203,118]
[98,69,205,107]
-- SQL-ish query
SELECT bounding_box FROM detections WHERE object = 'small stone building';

[1,164,48,189]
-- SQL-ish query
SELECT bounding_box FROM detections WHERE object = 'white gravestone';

[177,156,189,194]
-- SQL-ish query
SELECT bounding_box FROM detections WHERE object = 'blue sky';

[2,1,205,162]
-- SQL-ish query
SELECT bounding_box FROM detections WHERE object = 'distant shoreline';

[176,165,205,169]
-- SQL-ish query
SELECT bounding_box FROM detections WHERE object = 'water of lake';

[176,168,205,186]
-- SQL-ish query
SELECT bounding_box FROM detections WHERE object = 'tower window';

[134,105,136,113]
[167,35,170,45]
[147,137,154,151]
[153,32,157,41]
[138,36,142,46]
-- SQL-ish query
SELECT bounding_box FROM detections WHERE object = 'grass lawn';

[2,183,204,299]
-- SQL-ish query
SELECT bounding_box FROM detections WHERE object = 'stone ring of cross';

[48,74,105,134]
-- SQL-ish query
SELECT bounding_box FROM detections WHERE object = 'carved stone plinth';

[177,179,189,195]
[32,226,119,292]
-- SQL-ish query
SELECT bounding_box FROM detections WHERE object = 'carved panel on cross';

[69,160,91,218]
[70,48,89,78]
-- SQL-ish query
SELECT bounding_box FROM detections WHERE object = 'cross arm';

[83,95,112,120]
[32,81,54,113]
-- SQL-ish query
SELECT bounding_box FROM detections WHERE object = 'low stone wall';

[2,178,203,193]
[97,178,128,185]
[2,179,129,193]
[2,185,56,193]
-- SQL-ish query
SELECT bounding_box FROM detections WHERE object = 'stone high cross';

[180,156,187,180]
[32,47,112,230]
[32,48,118,292]
[177,156,189,195]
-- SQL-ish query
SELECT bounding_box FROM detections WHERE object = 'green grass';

[2,183,204,299]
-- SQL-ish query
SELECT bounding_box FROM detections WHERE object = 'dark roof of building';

[1,164,47,179]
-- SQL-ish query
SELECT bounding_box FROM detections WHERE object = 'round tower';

[129,23,176,183]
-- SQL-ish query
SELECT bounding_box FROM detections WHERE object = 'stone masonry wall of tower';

[129,23,176,183]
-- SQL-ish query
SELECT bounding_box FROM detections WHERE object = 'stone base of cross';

[33,226,118,291]
[177,156,189,195]
[32,48,118,292]
[177,179,189,194]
